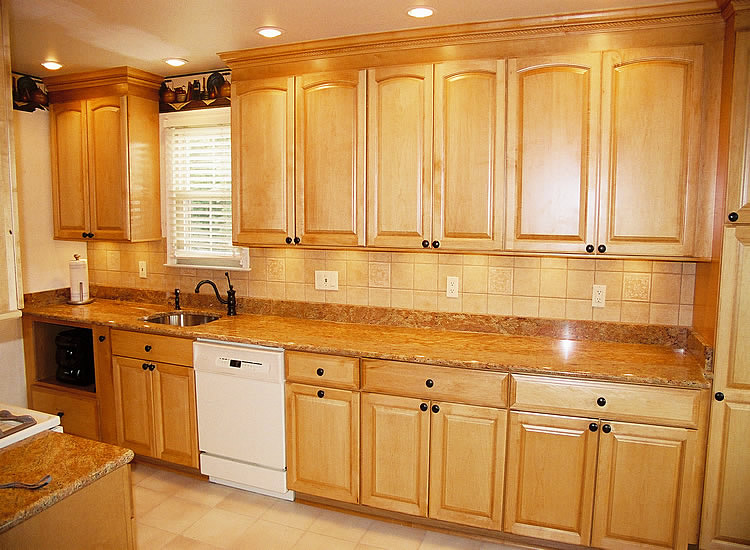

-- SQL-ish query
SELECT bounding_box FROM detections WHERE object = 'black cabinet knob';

[597,244,607,253]
[432,240,440,249]
[142,363,149,370]
[285,237,292,244]
[597,397,606,407]
[144,345,152,352]
[425,379,434,388]
[589,422,598,432]
[422,240,430,248]
[98,335,106,342]
[420,403,428,412]
[149,364,156,371]
[585,244,595,253]
[728,212,739,222]
[293,237,300,244]
[602,424,612,434]
[317,390,325,398]
[715,392,725,402]
[81,232,87,238]
[316,368,324,376]
[431,404,440,413]
[56,411,64,418]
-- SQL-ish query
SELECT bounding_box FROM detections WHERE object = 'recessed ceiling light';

[407,6,434,18]
[256,26,284,38]
[164,58,188,67]
[41,60,62,71]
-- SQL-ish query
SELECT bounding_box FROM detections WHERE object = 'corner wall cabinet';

[46,67,162,242]
[725,31,750,224]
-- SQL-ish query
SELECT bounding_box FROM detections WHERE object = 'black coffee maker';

[55,328,95,386]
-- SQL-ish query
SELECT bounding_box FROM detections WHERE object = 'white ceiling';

[9,0,688,78]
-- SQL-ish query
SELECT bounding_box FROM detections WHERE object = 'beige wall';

[88,240,696,326]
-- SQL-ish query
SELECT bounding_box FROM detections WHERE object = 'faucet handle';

[225,271,233,290]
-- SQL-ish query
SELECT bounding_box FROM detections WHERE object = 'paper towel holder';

[67,253,94,305]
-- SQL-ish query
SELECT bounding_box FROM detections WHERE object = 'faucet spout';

[195,279,228,305]
[194,272,237,316]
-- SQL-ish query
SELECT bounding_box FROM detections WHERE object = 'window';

[160,108,247,269]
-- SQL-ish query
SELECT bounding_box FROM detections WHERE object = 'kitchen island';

[0,430,134,549]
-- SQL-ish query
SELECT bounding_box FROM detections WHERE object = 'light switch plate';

[138,260,147,279]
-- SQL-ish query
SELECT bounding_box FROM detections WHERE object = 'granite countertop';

[0,431,133,533]
[22,299,710,389]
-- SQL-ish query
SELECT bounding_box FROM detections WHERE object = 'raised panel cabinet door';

[428,402,506,530]
[433,60,505,251]
[112,355,155,457]
[367,65,433,248]
[504,411,598,545]
[50,100,89,240]
[361,392,430,516]
[152,362,198,468]
[232,77,295,246]
[725,31,750,223]
[506,54,600,254]
[599,46,703,256]
[701,226,750,549]
[592,421,696,550]
[295,70,366,246]
[87,96,130,240]
[285,383,359,503]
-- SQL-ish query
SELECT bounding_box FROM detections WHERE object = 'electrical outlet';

[446,276,459,298]
[314,270,339,290]
[138,260,147,279]
[592,284,606,308]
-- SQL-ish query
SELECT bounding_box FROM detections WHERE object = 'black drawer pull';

[715,392,725,402]
[317,390,325,398]
[142,363,149,370]
[98,335,106,342]
[425,379,434,388]
[597,397,606,407]
[148,364,156,371]
[316,368,324,377]
[728,212,739,222]
[144,345,152,352]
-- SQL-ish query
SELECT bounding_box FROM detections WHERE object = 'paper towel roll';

[69,254,90,303]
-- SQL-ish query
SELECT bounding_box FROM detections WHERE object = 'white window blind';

[161,108,247,269]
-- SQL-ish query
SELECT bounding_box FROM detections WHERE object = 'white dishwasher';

[193,339,294,501]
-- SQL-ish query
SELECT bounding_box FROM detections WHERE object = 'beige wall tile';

[438,265,462,290]
[540,269,567,298]
[595,259,624,272]
[369,263,391,288]
[621,302,650,323]
[462,293,488,314]
[594,271,623,301]
[540,257,567,269]
[267,258,285,281]
[347,261,368,287]
[488,267,513,294]
[248,281,267,298]
[325,260,348,286]
[414,263,438,291]
[488,295,513,315]
[284,247,304,259]
[652,261,682,274]
[513,296,539,317]
[325,288,347,304]
[369,288,391,307]
[325,250,348,261]
[304,284,326,303]
[106,250,121,271]
[438,254,462,265]
[438,294,462,312]
[680,274,695,305]
[489,256,514,267]
[391,289,414,309]
[539,298,566,319]
[622,273,651,301]
[593,301,622,322]
[303,249,326,259]
[682,262,696,275]
[248,248,266,257]
[249,257,266,281]
[623,259,653,272]
[566,299,592,320]
[566,270,594,299]
[513,268,540,296]
[347,286,369,305]
[369,252,392,263]
[413,252,438,264]
[391,263,414,289]
[514,257,541,269]
[567,258,595,271]
[462,265,488,293]
[463,254,489,266]
[106,271,122,286]
[392,252,416,263]
[285,283,305,301]
[649,303,679,325]
[267,281,285,300]
[304,259,326,284]
[650,273,681,304]
[346,250,368,262]
[413,291,438,311]
[266,248,286,258]
[679,305,694,327]
[285,258,305,283]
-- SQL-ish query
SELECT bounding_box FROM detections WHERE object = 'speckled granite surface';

[0,431,133,533]
[22,297,709,389]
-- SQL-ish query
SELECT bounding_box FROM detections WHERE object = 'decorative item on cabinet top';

[159,69,231,113]
[12,72,48,112]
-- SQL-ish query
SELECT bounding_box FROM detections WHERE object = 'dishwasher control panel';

[218,356,270,374]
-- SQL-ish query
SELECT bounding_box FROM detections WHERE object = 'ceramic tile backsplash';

[86,240,698,327]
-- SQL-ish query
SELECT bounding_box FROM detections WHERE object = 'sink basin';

[144,312,220,327]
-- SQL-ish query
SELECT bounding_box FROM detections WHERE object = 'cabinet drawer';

[286,351,359,389]
[362,359,507,408]
[509,374,702,428]
[111,330,193,366]
[30,385,100,440]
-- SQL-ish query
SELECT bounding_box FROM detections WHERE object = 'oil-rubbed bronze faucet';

[174,288,181,310]
[195,272,237,316]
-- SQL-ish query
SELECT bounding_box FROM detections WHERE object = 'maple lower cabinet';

[46,68,162,242]
[700,226,750,549]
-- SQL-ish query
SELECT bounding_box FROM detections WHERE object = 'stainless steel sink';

[144,312,220,327]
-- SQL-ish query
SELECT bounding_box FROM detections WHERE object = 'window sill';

[164,264,251,272]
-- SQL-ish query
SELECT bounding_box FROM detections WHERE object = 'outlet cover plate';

[592,284,606,308]
[446,276,459,298]
[314,270,339,291]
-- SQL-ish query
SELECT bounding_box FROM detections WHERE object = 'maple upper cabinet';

[232,77,295,246]
[700,226,750,549]
[725,31,750,224]
[295,70,366,247]
[46,67,162,242]
[505,54,600,254]
[598,46,704,256]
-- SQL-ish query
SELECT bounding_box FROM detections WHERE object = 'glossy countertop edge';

[0,431,133,533]
[21,300,710,389]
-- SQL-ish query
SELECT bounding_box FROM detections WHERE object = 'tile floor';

[131,462,539,550]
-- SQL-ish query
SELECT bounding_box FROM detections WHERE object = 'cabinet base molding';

[130,455,203,478]
[296,493,584,550]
